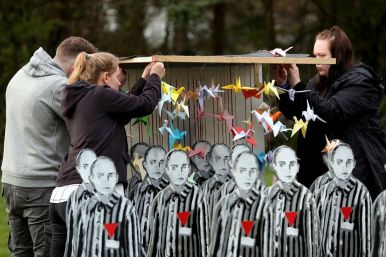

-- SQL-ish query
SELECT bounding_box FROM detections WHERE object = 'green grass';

[0,190,11,257]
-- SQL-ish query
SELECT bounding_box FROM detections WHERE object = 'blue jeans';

[2,183,53,257]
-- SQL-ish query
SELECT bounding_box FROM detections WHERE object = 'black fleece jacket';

[56,74,161,186]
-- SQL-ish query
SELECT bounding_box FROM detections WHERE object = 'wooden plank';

[120,55,336,65]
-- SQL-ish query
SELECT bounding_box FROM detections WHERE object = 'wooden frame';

[120,54,336,65]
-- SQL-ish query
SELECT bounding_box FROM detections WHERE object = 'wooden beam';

[119,54,336,65]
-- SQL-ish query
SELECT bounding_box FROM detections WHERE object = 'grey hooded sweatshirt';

[1,47,70,187]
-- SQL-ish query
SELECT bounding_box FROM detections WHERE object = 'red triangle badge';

[340,207,352,221]
[285,212,297,227]
[177,212,190,226]
[104,223,118,238]
[241,221,254,236]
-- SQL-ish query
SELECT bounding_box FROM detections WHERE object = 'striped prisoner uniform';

[316,176,372,257]
[208,187,273,257]
[309,171,333,196]
[147,182,209,257]
[371,190,386,257]
[267,180,319,257]
[83,192,141,257]
[201,174,231,223]
[64,183,94,257]
[129,175,169,255]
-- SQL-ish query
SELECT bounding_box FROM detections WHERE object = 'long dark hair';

[315,26,355,91]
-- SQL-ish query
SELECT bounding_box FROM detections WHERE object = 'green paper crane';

[133,115,151,136]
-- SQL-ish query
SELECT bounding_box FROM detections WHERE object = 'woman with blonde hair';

[49,51,165,257]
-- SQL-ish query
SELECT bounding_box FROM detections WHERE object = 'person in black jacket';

[50,51,165,257]
[272,26,386,200]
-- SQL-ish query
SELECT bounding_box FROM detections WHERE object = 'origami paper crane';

[175,96,189,118]
[188,146,207,159]
[181,89,199,101]
[158,120,175,137]
[168,123,187,149]
[321,135,341,153]
[161,81,185,104]
[231,126,253,141]
[241,87,264,99]
[171,87,185,104]
[198,83,215,111]
[209,79,224,97]
[222,77,255,93]
[133,115,151,136]
[157,89,172,116]
[255,151,266,171]
[161,81,173,95]
[302,100,327,123]
[271,120,292,137]
[260,80,285,99]
[230,126,256,146]
[212,110,234,129]
[251,110,281,133]
[163,109,187,120]
[279,87,311,101]
[270,46,293,57]
[291,116,309,138]
[173,143,191,152]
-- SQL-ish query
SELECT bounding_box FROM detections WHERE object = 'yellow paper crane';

[161,81,185,103]
[173,143,191,152]
[222,77,255,93]
[175,97,189,118]
[291,116,309,138]
[261,80,284,99]
[171,87,185,104]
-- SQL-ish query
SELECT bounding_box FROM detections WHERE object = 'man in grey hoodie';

[1,37,97,257]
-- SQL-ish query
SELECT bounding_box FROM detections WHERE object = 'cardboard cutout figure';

[217,143,265,201]
[129,146,169,255]
[127,142,150,195]
[64,148,97,257]
[147,150,209,257]
[189,140,213,187]
[209,152,272,257]
[371,165,386,257]
[316,143,372,257]
[201,143,231,223]
[267,145,319,257]
[310,139,341,195]
[82,156,140,257]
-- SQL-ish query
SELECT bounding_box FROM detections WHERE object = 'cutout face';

[229,144,251,168]
[209,144,230,176]
[89,158,118,195]
[272,147,299,183]
[330,145,355,180]
[190,142,211,173]
[76,149,97,183]
[232,153,259,191]
[131,143,150,175]
[143,148,166,179]
[166,151,190,186]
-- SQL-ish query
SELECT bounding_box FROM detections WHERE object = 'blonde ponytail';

[68,52,88,84]
[68,52,119,85]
